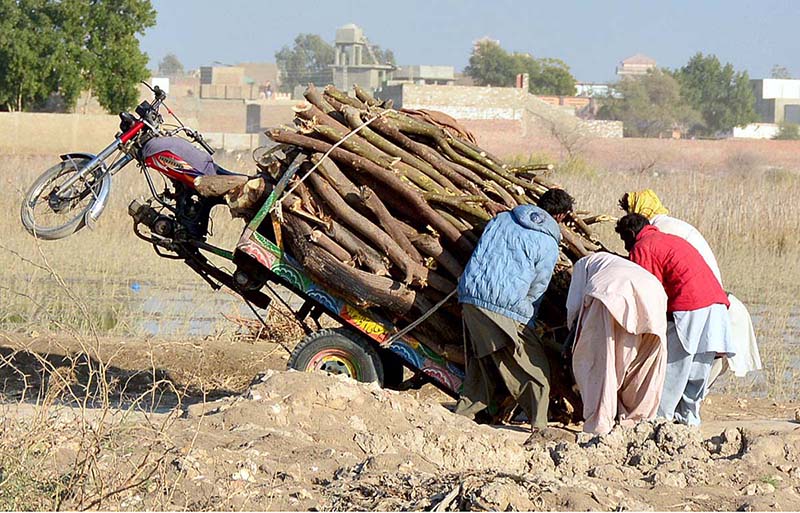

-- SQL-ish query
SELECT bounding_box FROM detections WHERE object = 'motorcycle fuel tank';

[142,136,218,187]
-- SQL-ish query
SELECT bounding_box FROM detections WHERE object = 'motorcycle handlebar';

[194,132,215,155]
[153,85,167,101]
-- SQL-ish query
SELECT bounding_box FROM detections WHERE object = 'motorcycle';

[20,82,273,302]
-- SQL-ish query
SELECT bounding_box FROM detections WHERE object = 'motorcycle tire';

[287,328,384,384]
[20,157,103,240]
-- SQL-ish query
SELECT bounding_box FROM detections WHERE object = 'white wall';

[761,79,800,100]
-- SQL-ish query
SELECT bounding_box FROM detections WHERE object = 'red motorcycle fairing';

[142,136,219,188]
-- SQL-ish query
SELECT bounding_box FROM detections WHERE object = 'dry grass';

[0,153,254,337]
[0,132,798,508]
[2,141,799,398]
[534,145,800,400]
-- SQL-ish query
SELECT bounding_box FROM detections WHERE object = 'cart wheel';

[288,329,384,384]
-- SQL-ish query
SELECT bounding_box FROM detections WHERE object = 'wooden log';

[570,214,596,241]
[367,115,488,198]
[194,175,249,197]
[433,208,479,246]
[358,186,423,262]
[423,193,493,222]
[399,224,464,279]
[321,93,345,112]
[293,102,351,135]
[296,106,447,194]
[303,84,336,114]
[341,106,465,194]
[266,128,474,255]
[283,215,430,317]
[458,137,507,169]
[353,83,379,107]
[305,171,423,284]
[444,160,518,208]
[560,225,592,259]
[400,108,478,144]
[309,229,351,263]
[323,84,367,109]
[304,170,453,292]
[325,219,390,275]
[311,153,423,263]
[580,214,615,225]
[387,112,546,197]
[510,163,555,174]
[312,124,446,194]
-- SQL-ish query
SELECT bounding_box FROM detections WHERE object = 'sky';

[139,0,800,83]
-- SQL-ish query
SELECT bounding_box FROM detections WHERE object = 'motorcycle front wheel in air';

[20,157,105,240]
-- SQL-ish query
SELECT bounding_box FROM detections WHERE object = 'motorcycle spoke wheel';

[21,158,102,240]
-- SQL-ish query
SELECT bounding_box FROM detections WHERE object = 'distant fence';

[0,112,271,155]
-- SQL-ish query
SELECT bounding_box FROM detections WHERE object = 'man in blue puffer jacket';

[455,189,573,431]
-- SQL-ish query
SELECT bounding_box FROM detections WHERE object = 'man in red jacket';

[615,213,735,426]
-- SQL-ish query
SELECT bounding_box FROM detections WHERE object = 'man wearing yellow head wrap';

[625,189,670,219]
[620,189,720,283]
[618,190,761,399]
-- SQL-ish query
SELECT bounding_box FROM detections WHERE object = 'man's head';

[618,189,669,219]
[538,188,574,223]
[615,213,650,252]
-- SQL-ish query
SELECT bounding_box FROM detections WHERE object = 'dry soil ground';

[2,333,800,511]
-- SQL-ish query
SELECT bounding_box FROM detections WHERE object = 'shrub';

[773,122,800,140]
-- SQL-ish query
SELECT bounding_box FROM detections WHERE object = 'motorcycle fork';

[57,139,123,192]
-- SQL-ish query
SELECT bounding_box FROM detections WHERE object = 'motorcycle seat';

[214,164,248,177]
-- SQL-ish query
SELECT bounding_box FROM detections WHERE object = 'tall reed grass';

[2,146,799,399]
[547,158,800,400]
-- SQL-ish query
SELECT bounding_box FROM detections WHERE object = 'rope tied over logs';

[270,109,392,214]
[383,288,458,346]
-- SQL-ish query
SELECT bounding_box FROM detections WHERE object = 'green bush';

[773,122,800,140]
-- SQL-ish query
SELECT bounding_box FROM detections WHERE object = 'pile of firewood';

[257,84,610,367]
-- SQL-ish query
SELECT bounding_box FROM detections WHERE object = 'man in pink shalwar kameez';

[566,252,669,434]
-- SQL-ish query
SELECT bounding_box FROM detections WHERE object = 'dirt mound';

[6,367,800,510]
[163,371,800,510]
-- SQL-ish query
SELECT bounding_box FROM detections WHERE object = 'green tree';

[598,70,700,138]
[0,0,80,111]
[530,58,576,96]
[465,39,516,87]
[80,0,156,113]
[0,0,154,113]
[275,34,335,93]
[158,53,184,76]
[675,53,757,135]
[465,39,576,95]
[771,64,791,79]
[370,46,395,66]
[773,121,800,140]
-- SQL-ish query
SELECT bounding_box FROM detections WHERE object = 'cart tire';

[288,329,384,384]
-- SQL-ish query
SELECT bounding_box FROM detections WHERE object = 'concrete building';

[389,65,455,86]
[575,83,620,98]
[331,23,394,93]
[616,54,656,76]
[751,78,800,124]
[725,123,781,140]
[238,62,279,89]
[199,65,261,100]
